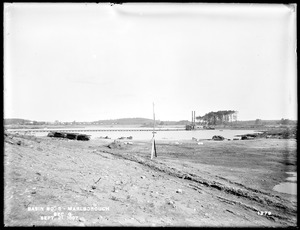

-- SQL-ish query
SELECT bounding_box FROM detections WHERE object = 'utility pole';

[151,102,157,159]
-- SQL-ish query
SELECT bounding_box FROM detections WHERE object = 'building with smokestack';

[186,111,197,130]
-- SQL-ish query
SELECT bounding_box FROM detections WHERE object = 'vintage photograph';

[3,3,297,227]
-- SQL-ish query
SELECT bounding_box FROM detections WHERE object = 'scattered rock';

[124,142,133,145]
[111,196,118,201]
[118,136,133,140]
[149,202,155,208]
[78,217,86,222]
[212,135,225,141]
[91,185,97,190]
[141,176,145,179]
[176,189,183,194]
[107,140,125,149]
[98,136,111,139]
[166,199,176,208]
[112,187,118,193]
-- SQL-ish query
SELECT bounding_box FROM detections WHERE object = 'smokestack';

[193,111,195,125]
[194,111,196,124]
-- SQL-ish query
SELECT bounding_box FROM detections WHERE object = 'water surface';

[273,172,297,195]
[27,128,261,141]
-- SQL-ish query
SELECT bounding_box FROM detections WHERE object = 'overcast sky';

[4,3,297,122]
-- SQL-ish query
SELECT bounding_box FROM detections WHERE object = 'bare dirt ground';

[4,133,297,227]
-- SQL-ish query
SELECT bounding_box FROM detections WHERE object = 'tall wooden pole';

[153,103,155,136]
[151,102,157,159]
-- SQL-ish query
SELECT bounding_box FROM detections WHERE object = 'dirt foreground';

[4,133,297,227]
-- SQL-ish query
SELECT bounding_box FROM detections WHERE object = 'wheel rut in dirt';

[95,147,296,225]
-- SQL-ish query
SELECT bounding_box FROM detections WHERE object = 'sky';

[4,3,297,122]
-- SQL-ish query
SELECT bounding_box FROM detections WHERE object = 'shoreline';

[5,128,296,142]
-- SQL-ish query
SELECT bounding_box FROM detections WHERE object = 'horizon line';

[4,117,297,123]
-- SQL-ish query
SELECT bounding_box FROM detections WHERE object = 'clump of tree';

[196,110,237,125]
[255,119,263,126]
[278,118,290,125]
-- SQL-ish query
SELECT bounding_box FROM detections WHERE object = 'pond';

[273,172,297,195]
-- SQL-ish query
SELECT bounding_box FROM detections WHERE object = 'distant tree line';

[4,119,46,125]
[255,118,294,126]
[196,110,237,125]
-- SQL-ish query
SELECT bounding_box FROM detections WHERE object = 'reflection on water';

[273,172,297,195]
